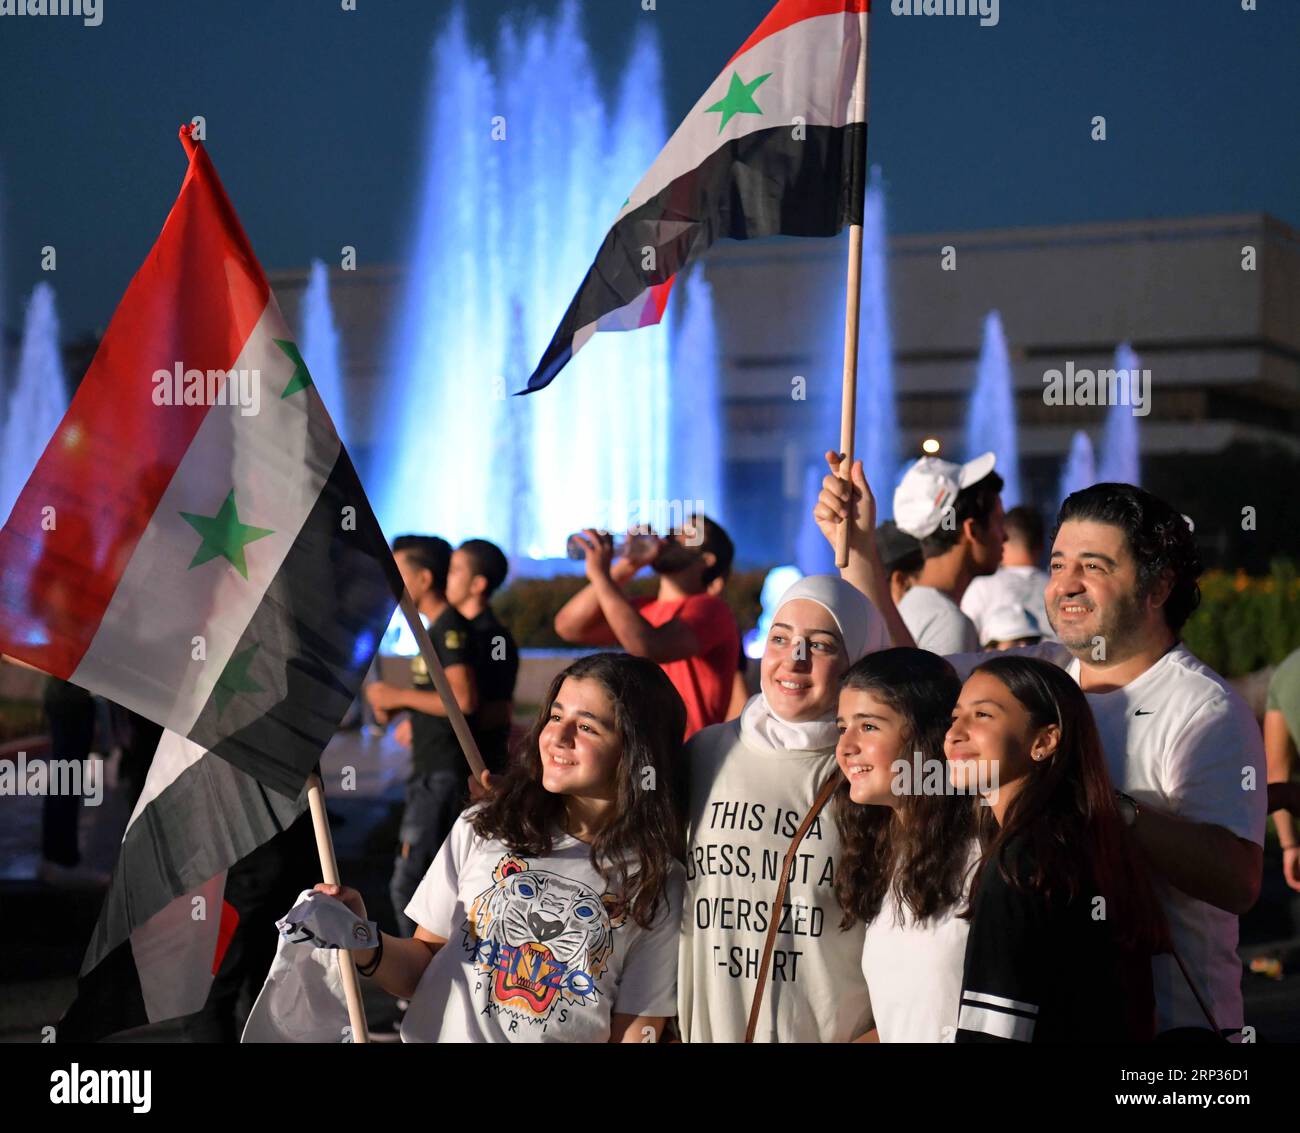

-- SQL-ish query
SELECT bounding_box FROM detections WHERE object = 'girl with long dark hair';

[833,648,978,1042]
[319,652,686,1043]
[945,655,1166,1042]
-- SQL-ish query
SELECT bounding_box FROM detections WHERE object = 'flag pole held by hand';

[306,772,370,1043]
[398,590,488,780]
[836,7,871,570]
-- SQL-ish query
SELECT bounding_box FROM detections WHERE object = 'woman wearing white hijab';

[676,573,890,1043]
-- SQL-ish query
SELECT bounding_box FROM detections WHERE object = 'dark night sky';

[0,0,1297,340]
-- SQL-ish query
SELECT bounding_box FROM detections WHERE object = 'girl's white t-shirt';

[677,720,873,1043]
[402,813,684,1043]
[860,841,979,1043]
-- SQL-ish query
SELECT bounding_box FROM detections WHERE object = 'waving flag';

[58,728,306,1042]
[524,0,870,392]
[0,126,401,797]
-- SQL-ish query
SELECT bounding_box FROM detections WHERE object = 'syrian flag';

[0,126,402,798]
[524,0,870,392]
[58,729,305,1042]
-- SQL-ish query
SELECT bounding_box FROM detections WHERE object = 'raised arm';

[559,531,702,662]
[554,529,655,645]
[813,452,915,649]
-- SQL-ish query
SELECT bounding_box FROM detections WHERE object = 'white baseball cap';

[893,452,998,540]
[981,605,1043,647]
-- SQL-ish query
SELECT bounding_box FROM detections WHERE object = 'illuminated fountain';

[1098,342,1141,487]
[668,265,723,525]
[299,259,348,447]
[376,4,706,562]
[965,310,1021,507]
[1058,429,1096,505]
[0,283,67,524]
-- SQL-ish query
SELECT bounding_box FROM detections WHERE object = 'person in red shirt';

[554,515,739,739]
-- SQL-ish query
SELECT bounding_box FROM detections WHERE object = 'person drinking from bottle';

[554,514,739,740]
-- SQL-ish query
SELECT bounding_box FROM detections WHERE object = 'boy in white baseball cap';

[891,453,1006,653]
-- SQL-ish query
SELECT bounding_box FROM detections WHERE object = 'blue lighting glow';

[965,310,1021,508]
[374,4,715,561]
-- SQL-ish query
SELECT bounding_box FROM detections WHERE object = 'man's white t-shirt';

[678,719,872,1043]
[861,840,979,1043]
[899,585,980,654]
[1067,645,1267,1032]
[402,812,684,1042]
[960,565,1053,642]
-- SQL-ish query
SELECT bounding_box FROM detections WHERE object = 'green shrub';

[1182,558,1300,677]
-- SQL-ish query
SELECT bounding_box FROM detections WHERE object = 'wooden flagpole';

[306,771,371,1043]
[835,6,872,569]
[301,586,489,1045]
[397,589,488,780]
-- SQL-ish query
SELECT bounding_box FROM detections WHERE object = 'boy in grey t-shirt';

[891,453,1005,653]
[898,585,979,654]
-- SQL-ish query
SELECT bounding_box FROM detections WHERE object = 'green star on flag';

[180,490,274,578]
[273,338,313,398]
[212,644,264,717]
[705,70,772,134]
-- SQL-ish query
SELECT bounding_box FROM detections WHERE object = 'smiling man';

[820,464,1267,1038]
[1042,483,1266,1039]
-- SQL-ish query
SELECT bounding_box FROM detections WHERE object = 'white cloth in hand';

[241,889,378,1043]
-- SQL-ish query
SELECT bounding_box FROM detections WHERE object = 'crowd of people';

[307,450,1295,1044]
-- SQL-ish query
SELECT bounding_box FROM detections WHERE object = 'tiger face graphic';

[465,855,624,1023]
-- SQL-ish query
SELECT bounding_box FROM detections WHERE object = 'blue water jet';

[0,283,67,524]
[1058,429,1096,505]
[299,259,348,448]
[965,310,1021,506]
[669,265,723,524]
[1098,342,1141,487]
[377,4,700,562]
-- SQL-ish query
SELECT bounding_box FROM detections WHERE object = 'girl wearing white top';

[833,647,979,1043]
[317,652,687,1043]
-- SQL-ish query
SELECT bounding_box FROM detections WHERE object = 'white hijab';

[740,574,888,753]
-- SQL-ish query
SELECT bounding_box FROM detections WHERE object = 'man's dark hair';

[1004,505,1046,557]
[876,520,924,579]
[919,471,1004,559]
[695,515,734,588]
[392,534,452,595]
[458,538,509,598]
[1054,483,1201,635]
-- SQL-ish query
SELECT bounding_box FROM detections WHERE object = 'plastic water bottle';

[566,531,660,561]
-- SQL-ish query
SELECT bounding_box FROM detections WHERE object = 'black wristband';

[356,931,384,977]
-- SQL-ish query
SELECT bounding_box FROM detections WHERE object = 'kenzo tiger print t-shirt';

[401,812,685,1042]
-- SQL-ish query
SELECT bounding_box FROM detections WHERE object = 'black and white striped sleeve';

[954,854,1046,1043]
